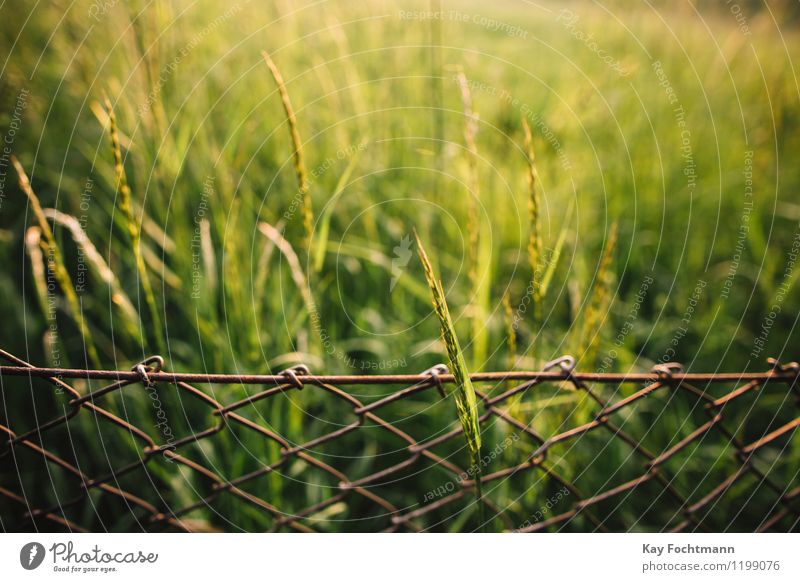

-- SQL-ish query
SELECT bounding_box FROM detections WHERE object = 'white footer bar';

[0,533,796,581]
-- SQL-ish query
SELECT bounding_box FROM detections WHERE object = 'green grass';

[1,0,799,531]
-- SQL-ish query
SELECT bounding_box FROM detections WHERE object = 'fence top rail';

[1,364,797,386]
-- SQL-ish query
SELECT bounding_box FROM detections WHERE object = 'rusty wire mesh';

[1,347,799,533]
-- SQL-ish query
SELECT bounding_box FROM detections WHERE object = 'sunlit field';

[1,0,798,532]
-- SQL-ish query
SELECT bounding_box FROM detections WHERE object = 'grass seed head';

[522,118,542,324]
[102,97,165,356]
[12,156,101,367]
[579,221,618,364]
[263,50,314,253]
[413,229,482,461]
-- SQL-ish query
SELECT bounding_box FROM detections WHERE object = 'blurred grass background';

[0,0,798,531]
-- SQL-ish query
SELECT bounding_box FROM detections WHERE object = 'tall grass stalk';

[313,140,364,272]
[43,208,142,343]
[199,218,217,298]
[324,14,368,135]
[258,222,317,335]
[24,227,53,338]
[253,218,284,312]
[502,291,517,371]
[522,118,543,326]
[258,221,314,432]
[456,70,489,370]
[540,199,574,298]
[456,71,480,290]
[579,221,618,365]
[262,51,313,253]
[414,229,486,530]
[25,228,63,368]
[12,157,101,367]
[502,290,526,421]
[429,0,444,179]
[103,97,165,356]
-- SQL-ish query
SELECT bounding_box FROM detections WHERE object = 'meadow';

[0,0,798,531]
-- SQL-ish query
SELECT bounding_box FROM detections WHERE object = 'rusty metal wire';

[1,347,798,533]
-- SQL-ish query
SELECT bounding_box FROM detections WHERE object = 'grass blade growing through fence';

[414,229,486,529]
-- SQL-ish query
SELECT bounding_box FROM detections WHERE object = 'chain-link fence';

[1,347,798,532]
